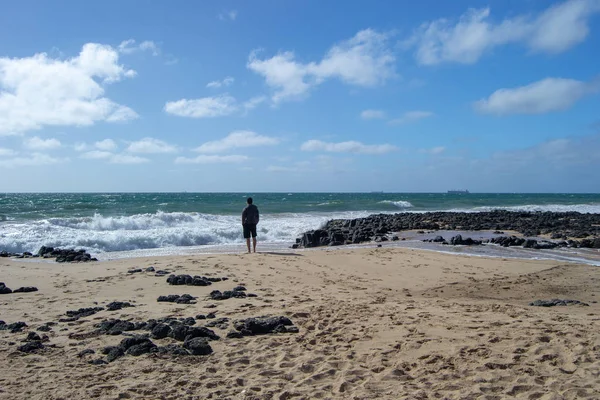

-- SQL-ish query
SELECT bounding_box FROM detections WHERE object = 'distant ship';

[447,189,469,194]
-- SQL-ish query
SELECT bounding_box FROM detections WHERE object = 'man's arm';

[256,207,259,224]
[241,208,246,225]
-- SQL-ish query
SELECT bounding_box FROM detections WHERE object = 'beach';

[1,247,599,399]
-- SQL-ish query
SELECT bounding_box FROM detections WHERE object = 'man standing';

[241,197,259,253]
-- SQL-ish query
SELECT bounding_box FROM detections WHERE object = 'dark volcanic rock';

[0,282,12,294]
[209,287,247,301]
[166,274,211,286]
[89,358,108,365]
[205,317,229,329]
[65,307,104,320]
[78,349,96,357]
[13,287,38,293]
[294,211,600,249]
[96,319,136,335]
[170,325,220,342]
[146,266,155,272]
[37,246,97,263]
[529,299,589,307]
[157,294,197,304]
[233,316,298,336]
[18,341,44,353]
[106,301,134,311]
[0,321,28,333]
[151,323,172,339]
[157,344,190,356]
[24,332,41,342]
[127,268,143,274]
[183,337,213,355]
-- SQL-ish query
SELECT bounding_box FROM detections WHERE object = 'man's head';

[247,197,253,204]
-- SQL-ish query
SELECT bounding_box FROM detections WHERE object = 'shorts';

[243,224,257,239]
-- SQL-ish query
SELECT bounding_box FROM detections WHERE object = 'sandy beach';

[1,247,599,400]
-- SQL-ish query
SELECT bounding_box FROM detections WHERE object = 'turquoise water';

[0,192,599,255]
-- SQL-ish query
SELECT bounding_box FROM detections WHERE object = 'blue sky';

[0,0,599,192]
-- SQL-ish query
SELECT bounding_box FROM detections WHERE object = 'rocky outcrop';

[157,294,197,304]
[529,299,589,307]
[230,316,299,337]
[294,211,600,249]
[166,274,228,286]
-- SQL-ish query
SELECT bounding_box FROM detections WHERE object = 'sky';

[0,0,599,193]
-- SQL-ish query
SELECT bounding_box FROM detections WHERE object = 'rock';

[78,349,96,357]
[155,270,170,276]
[24,332,41,342]
[127,268,143,274]
[89,358,108,365]
[96,319,137,335]
[181,317,196,326]
[233,316,298,336]
[157,344,190,356]
[209,288,247,301]
[166,274,213,286]
[183,337,213,355]
[157,294,197,304]
[151,323,171,339]
[37,246,96,263]
[169,325,220,342]
[226,330,244,339]
[105,346,125,362]
[145,266,155,272]
[13,286,38,293]
[0,282,12,294]
[38,325,52,332]
[65,307,104,320]
[529,299,589,307]
[126,341,157,356]
[196,314,206,320]
[18,341,44,353]
[205,318,229,329]
[0,321,28,333]
[106,301,134,311]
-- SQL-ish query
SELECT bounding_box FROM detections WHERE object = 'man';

[241,197,259,253]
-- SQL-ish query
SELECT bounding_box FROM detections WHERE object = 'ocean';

[1,192,600,261]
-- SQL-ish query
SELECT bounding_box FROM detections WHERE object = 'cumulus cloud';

[109,154,149,164]
[0,43,138,135]
[206,77,234,88]
[300,139,397,155]
[194,131,279,153]
[361,109,385,120]
[0,153,68,168]
[94,139,117,151]
[174,155,249,164]
[80,150,113,160]
[0,147,17,156]
[408,0,600,65]
[475,77,598,115]
[23,136,61,150]
[248,29,395,103]
[164,95,237,118]
[118,39,160,56]
[243,96,267,112]
[388,111,434,125]
[126,137,178,154]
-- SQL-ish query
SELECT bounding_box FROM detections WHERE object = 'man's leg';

[246,238,251,253]
[252,237,257,253]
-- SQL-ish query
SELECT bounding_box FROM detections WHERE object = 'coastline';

[2,247,600,399]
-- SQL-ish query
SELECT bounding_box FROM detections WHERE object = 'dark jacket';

[242,204,259,225]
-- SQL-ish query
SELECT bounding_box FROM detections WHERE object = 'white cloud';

[475,77,598,115]
[243,96,267,112]
[408,0,600,65]
[388,110,434,125]
[118,39,160,56]
[126,137,178,154]
[206,77,234,88]
[23,136,61,150]
[0,153,67,168]
[266,165,301,173]
[300,139,397,155]
[174,155,249,164]
[420,146,446,155]
[0,43,138,135]
[194,131,279,153]
[361,109,386,120]
[109,154,149,164]
[248,29,395,103]
[0,147,17,156]
[80,150,113,160]
[164,95,237,118]
[219,10,237,21]
[94,139,117,151]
